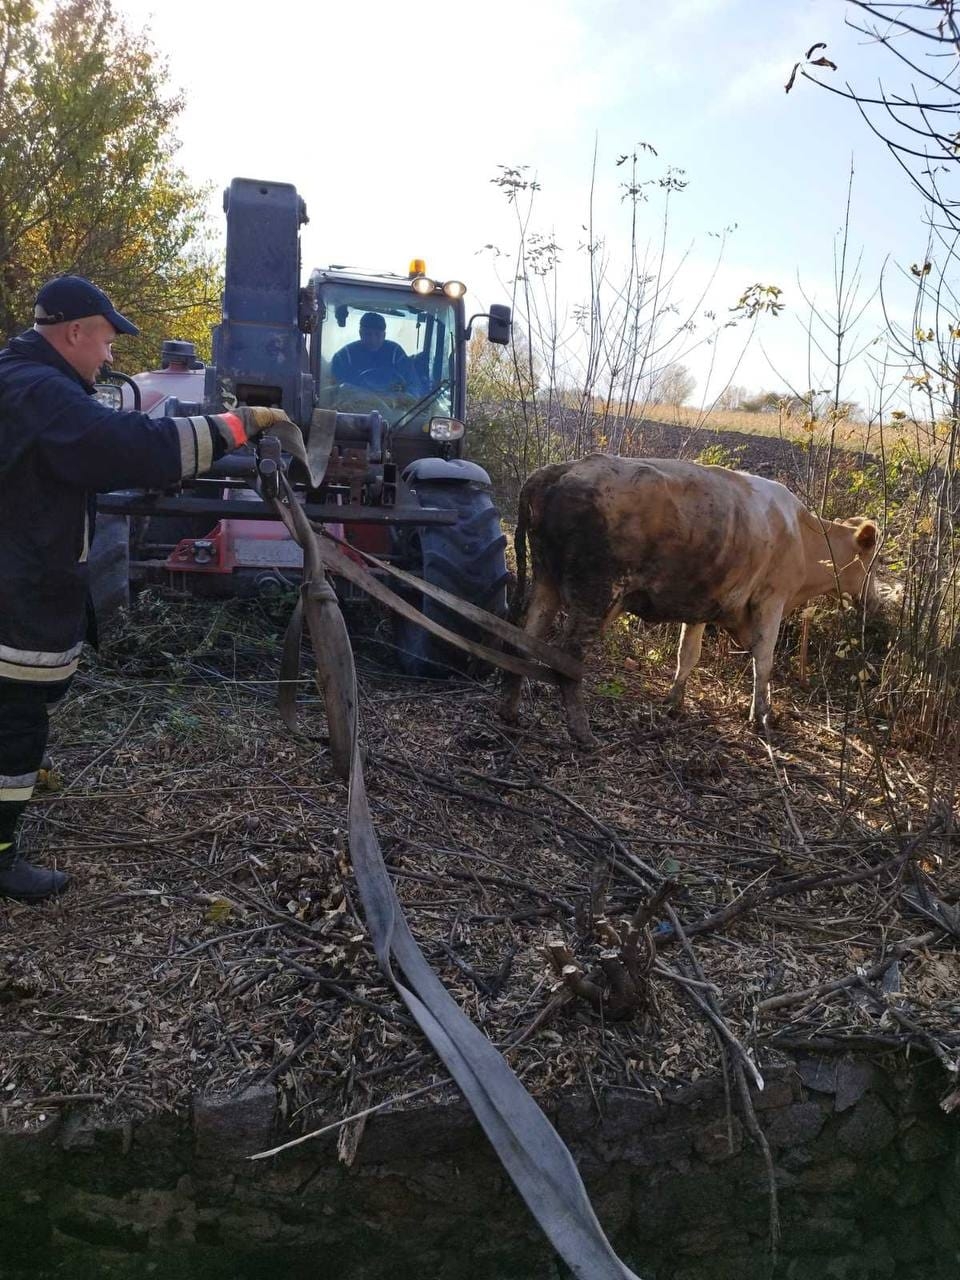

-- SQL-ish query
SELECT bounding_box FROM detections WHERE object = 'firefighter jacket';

[0,329,234,684]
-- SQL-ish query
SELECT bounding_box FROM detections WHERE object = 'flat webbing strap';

[271,496,580,751]
[257,424,581,682]
[264,410,339,489]
[271,518,580,710]
[271,477,641,1280]
[315,526,583,680]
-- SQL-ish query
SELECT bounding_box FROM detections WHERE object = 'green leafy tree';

[0,0,219,367]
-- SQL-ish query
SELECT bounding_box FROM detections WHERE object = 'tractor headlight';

[93,383,122,410]
[429,417,465,441]
[410,275,436,296]
[442,280,466,299]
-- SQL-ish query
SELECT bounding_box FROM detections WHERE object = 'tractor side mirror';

[93,382,123,410]
[487,304,512,345]
[94,370,142,411]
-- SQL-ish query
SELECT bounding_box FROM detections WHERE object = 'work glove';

[212,406,294,451]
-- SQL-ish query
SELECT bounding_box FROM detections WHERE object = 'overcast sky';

[109,0,937,412]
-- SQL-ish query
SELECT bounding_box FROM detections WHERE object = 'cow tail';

[508,489,530,625]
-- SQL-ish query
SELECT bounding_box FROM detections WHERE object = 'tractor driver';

[330,312,422,397]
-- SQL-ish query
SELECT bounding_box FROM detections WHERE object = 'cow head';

[833,517,880,606]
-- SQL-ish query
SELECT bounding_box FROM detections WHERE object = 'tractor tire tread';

[393,481,509,677]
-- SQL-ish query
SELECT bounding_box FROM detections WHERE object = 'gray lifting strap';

[265,409,339,489]
[269,472,642,1280]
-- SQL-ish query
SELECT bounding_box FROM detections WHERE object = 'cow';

[500,454,879,746]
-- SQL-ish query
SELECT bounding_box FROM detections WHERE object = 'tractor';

[93,177,513,675]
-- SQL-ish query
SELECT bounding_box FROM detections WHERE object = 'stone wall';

[0,1052,957,1280]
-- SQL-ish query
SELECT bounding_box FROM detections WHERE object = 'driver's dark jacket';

[0,330,233,685]
[330,338,420,393]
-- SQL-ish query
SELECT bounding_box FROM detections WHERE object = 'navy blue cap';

[34,276,140,336]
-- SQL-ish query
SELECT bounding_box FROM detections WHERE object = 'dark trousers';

[0,678,71,850]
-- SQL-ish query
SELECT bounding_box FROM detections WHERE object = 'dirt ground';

[2,577,958,1135]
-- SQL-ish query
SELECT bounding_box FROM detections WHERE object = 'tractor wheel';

[88,513,131,624]
[392,481,509,678]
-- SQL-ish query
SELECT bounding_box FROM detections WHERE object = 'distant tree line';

[716,386,863,421]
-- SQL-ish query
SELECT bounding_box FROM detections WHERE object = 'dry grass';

[637,404,960,473]
[644,404,886,453]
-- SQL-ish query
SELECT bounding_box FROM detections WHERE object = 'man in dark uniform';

[330,311,421,395]
[0,275,292,902]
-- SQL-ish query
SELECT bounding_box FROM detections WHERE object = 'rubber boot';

[0,845,69,902]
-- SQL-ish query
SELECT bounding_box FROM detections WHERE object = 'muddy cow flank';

[500,454,879,745]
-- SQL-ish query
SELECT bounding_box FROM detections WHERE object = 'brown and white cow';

[500,454,879,745]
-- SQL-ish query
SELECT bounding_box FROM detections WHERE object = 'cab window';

[315,286,456,430]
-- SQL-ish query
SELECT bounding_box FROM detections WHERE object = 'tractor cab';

[310,267,465,472]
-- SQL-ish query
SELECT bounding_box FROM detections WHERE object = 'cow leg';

[666,623,706,714]
[499,579,560,726]
[557,608,611,747]
[744,601,784,730]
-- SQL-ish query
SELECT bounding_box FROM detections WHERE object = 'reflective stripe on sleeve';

[174,417,199,478]
[0,641,82,683]
[0,771,38,803]
[174,416,216,478]
[192,417,214,474]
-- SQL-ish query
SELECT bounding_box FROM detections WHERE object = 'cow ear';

[854,520,878,552]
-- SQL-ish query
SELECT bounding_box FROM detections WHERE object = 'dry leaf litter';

[1,590,958,1136]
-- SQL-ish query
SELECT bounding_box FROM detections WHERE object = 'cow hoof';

[569,729,600,750]
[665,699,684,719]
[746,714,778,735]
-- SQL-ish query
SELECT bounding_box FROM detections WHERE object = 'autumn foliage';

[0,0,220,366]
